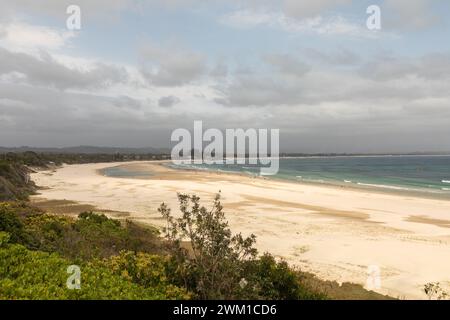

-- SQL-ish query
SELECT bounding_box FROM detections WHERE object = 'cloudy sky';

[0,0,449,153]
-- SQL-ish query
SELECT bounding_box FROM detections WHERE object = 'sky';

[0,0,450,153]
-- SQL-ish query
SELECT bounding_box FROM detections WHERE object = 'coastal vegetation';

[0,200,325,300]
[0,153,393,300]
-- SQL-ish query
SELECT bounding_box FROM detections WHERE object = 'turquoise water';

[170,156,450,197]
[101,166,153,178]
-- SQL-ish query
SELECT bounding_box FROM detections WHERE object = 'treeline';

[0,151,170,167]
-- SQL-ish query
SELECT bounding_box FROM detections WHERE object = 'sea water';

[171,155,450,197]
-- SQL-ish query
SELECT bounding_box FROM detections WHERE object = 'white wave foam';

[356,182,411,191]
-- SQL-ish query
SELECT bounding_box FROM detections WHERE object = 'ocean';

[169,155,450,197]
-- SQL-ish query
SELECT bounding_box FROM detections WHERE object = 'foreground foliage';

[0,232,188,300]
[0,198,327,300]
[0,202,163,261]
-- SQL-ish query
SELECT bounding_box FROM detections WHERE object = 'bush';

[78,211,120,226]
[0,242,178,300]
[100,250,191,299]
[243,254,326,300]
[0,203,164,260]
[0,203,28,243]
[0,232,10,247]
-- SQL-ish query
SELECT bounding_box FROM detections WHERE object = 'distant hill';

[0,146,170,155]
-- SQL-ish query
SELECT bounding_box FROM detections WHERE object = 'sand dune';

[31,161,450,299]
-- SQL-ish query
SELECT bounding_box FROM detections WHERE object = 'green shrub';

[0,232,10,247]
[78,211,120,226]
[20,210,163,260]
[243,254,326,300]
[99,250,191,299]
[0,243,177,300]
[0,203,28,243]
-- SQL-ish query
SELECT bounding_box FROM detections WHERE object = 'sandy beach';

[30,161,450,299]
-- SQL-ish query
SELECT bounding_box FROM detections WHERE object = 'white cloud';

[0,22,75,52]
[282,0,353,18]
[220,9,376,38]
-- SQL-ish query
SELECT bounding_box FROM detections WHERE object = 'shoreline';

[107,160,450,202]
[30,161,450,299]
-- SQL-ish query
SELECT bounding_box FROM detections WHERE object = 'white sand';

[31,161,450,299]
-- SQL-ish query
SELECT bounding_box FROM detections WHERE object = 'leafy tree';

[159,193,258,299]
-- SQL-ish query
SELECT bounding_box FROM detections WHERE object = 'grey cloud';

[112,96,147,110]
[210,61,228,78]
[302,48,361,66]
[140,43,207,87]
[359,56,416,81]
[214,53,310,107]
[0,47,128,90]
[0,0,138,23]
[263,54,310,76]
[158,95,180,107]
[215,75,305,107]
[0,81,172,147]
[360,52,450,81]
[0,25,6,38]
[383,0,440,30]
[215,51,450,109]
[419,53,450,80]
